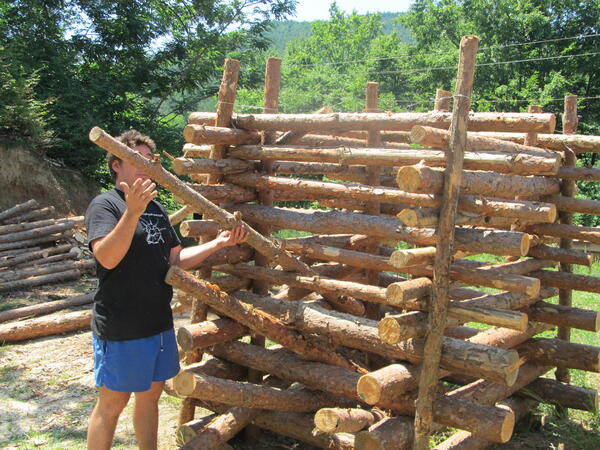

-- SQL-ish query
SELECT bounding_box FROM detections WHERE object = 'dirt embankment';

[0,142,100,215]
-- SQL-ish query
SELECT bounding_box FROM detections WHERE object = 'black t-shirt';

[84,188,181,341]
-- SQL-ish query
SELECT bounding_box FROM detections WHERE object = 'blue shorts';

[92,329,180,393]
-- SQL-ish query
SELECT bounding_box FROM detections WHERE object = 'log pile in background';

[0,200,97,342]
[89,48,599,449]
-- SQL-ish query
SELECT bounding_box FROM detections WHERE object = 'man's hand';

[119,178,157,217]
[215,225,249,247]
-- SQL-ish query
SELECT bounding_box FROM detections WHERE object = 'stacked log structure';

[88,47,600,449]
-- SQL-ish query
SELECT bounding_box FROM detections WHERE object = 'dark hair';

[107,130,157,182]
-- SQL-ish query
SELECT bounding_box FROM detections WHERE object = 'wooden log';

[180,220,221,238]
[89,127,314,275]
[531,269,600,293]
[518,377,598,412]
[233,290,520,385]
[553,166,600,182]
[0,309,91,342]
[183,124,260,145]
[434,88,452,111]
[175,371,355,411]
[526,222,600,245]
[182,143,212,158]
[527,244,594,266]
[169,205,193,226]
[518,338,600,372]
[3,206,55,224]
[0,244,73,269]
[545,195,600,216]
[0,218,78,243]
[165,266,357,371]
[397,164,560,198]
[175,414,219,446]
[0,217,80,236]
[177,358,248,383]
[396,207,537,228]
[0,230,73,252]
[475,131,600,154]
[0,199,38,222]
[314,408,379,433]
[275,106,334,145]
[176,318,248,352]
[527,301,599,332]
[12,251,78,270]
[189,111,556,133]
[355,416,413,450]
[0,292,94,323]
[0,247,41,258]
[389,247,436,268]
[197,245,254,267]
[229,145,559,175]
[216,263,388,305]
[172,157,254,175]
[231,204,532,257]
[185,183,257,204]
[0,259,94,283]
[0,269,81,293]
[208,275,250,293]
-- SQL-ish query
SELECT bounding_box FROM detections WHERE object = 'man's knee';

[134,381,164,405]
[96,387,131,418]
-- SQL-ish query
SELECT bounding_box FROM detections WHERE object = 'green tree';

[1,0,296,185]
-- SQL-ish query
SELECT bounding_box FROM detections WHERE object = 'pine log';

[178,358,248,383]
[525,222,600,245]
[0,269,81,293]
[314,408,379,433]
[0,259,94,283]
[527,301,599,332]
[193,400,356,450]
[231,204,532,257]
[0,199,38,222]
[0,247,41,258]
[0,217,80,236]
[531,269,600,293]
[189,111,556,133]
[0,309,91,342]
[397,165,560,198]
[411,124,561,158]
[175,414,218,446]
[396,208,520,228]
[232,290,520,385]
[475,131,600,154]
[0,292,94,323]
[169,205,193,225]
[175,372,355,411]
[183,124,261,145]
[545,195,600,216]
[176,318,248,352]
[527,244,594,266]
[3,206,56,224]
[197,245,254,267]
[165,266,357,371]
[553,166,600,182]
[518,338,600,372]
[389,247,436,268]
[229,145,559,175]
[208,275,250,293]
[186,183,257,204]
[0,231,73,252]
[0,244,73,269]
[172,157,254,175]
[182,143,212,158]
[180,220,221,238]
[518,377,598,412]
[89,126,314,275]
[354,416,413,450]
[13,251,78,269]
[434,88,452,111]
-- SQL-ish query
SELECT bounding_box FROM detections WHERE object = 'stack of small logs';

[88,38,600,449]
[0,199,96,343]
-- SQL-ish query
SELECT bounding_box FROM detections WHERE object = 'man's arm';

[169,225,248,270]
[91,179,157,269]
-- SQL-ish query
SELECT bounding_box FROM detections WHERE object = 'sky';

[292,0,414,22]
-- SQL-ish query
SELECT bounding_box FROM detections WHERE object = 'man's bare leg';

[87,386,131,450]
[133,381,164,450]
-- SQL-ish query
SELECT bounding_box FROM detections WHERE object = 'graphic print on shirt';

[139,213,167,245]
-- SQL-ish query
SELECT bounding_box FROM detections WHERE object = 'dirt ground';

[1,276,599,449]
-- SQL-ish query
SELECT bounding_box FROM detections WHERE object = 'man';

[85,130,247,450]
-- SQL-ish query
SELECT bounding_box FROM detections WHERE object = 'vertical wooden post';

[178,59,241,426]
[556,95,578,403]
[364,82,382,322]
[412,35,479,450]
[245,57,281,441]
[434,89,452,112]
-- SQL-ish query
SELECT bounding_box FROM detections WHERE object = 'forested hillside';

[1,0,599,222]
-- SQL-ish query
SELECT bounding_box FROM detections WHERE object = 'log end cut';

[396,166,423,193]
[89,126,104,143]
[176,326,194,352]
[314,408,342,433]
[409,125,428,146]
[356,374,382,405]
[172,371,196,397]
[377,316,403,345]
[396,209,418,228]
[497,404,517,443]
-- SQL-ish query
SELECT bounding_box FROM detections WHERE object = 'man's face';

[113,144,152,188]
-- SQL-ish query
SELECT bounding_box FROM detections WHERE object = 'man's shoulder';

[86,189,124,217]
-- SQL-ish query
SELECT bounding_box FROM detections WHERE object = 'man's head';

[108,130,156,186]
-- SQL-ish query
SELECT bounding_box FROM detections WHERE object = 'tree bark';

[527,301,599,332]
[3,206,56,224]
[183,124,261,145]
[0,309,91,342]
[518,338,600,372]
[176,318,248,352]
[0,269,81,293]
[0,292,94,323]
[475,131,600,154]
[172,157,254,175]
[0,244,73,269]
[531,269,600,293]
[314,408,379,433]
[0,230,73,252]
[0,199,39,222]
